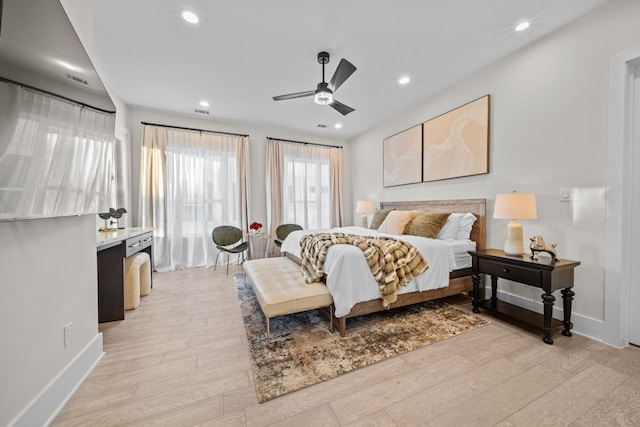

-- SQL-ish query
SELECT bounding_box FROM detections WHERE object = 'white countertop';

[97,227,154,249]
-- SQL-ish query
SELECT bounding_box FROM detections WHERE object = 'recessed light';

[182,11,199,24]
[334,123,342,129]
[199,100,210,107]
[398,76,410,85]
[515,22,530,32]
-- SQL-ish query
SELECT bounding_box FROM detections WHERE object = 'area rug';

[235,274,490,403]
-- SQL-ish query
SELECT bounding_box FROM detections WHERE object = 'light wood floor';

[53,265,640,426]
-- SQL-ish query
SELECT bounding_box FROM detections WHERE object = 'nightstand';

[469,249,581,344]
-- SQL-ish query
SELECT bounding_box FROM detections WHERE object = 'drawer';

[478,258,542,287]
[125,232,153,257]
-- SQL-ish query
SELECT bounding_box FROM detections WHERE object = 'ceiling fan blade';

[272,90,315,101]
[330,99,355,116]
[329,58,356,92]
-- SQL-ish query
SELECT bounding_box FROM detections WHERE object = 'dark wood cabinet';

[97,229,153,323]
[469,249,580,344]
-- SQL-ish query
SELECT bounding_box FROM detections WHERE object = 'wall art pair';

[383,95,490,187]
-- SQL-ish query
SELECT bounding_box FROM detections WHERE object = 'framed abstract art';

[422,95,490,182]
[383,124,423,187]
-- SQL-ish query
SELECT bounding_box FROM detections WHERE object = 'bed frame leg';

[338,317,346,337]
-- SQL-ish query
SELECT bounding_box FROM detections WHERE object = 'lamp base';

[504,220,524,256]
[361,215,368,228]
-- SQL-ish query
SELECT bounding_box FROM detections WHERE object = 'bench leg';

[328,305,334,333]
[267,317,270,336]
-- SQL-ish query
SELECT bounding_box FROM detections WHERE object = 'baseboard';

[484,288,604,342]
[9,333,104,427]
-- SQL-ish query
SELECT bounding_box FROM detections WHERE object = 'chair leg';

[226,252,230,275]
[214,251,221,271]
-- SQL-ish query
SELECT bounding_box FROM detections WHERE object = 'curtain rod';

[1,76,116,114]
[267,136,343,149]
[141,121,249,138]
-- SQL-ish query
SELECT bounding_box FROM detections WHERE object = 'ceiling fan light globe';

[315,91,333,105]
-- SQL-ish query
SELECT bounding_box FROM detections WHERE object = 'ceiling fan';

[272,51,357,116]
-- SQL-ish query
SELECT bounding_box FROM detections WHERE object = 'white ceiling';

[92,0,607,139]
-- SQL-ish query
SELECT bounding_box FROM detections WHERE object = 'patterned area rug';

[235,273,489,403]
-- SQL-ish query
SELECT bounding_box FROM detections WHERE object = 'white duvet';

[281,226,472,317]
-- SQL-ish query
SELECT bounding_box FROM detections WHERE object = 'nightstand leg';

[472,273,480,313]
[561,288,574,337]
[542,292,555,344]
[491,276,498,308]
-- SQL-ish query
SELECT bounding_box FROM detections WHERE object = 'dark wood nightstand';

[469,249,581,344]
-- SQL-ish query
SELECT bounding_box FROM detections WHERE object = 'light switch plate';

[560,187,578,202]
[64,322,72,346]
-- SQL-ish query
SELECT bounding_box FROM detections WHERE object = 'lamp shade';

[493,193,537,219]
[356,200,373,214]
[494,192,537,256]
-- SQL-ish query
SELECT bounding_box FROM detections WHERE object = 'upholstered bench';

[243,257,333,335]
[124,251,151,310]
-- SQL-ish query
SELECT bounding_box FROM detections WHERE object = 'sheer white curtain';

[0,81,115,218]
[266,139,344,232]
[139,124,248,271]
[111,135,131,224]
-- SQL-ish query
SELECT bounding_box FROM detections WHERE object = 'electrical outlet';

[64,322,73,347]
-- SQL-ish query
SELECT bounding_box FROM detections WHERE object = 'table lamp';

[493,192,537,255]
[356,200,373,228]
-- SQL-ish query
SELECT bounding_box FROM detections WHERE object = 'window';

[140,125,248,271]
[282,143,332,229]
[165,142,239,237]
[0,82,115,218]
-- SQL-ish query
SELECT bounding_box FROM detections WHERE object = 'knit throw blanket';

[300,232,428,309]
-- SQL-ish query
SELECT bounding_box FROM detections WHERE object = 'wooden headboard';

[379,199,486,250]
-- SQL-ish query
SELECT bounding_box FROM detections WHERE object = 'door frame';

[604,48,640,347]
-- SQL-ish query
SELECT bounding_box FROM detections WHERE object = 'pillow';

[436,213,462,241]
[456,213,477,241]
[405,212,451,239]
[369,209,393,230]
[378,210,416,235]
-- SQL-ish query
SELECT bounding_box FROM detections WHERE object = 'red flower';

[250,221,262,231]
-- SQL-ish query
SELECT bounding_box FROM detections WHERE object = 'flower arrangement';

[249,221,263,234]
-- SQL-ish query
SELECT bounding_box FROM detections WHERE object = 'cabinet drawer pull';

[502,268,510,274]
[143,237,153,243]
[129,241,141,248]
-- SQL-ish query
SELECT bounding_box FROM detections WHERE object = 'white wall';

[0,3,123,425]
[59,0,131,140]
[350,0,640,329]
[60,0,133,230]
[127,107,352,230]
[0,215,100,426]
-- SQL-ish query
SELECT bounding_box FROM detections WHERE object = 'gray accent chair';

[274,224,303,252]
[212,225,248,274]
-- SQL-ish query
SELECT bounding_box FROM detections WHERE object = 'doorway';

[604,50,640,348]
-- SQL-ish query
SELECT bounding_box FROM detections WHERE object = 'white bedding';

[449,239,476,269]
[280,226,475,317]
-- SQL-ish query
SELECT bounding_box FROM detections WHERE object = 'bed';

[281,198,486,336]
